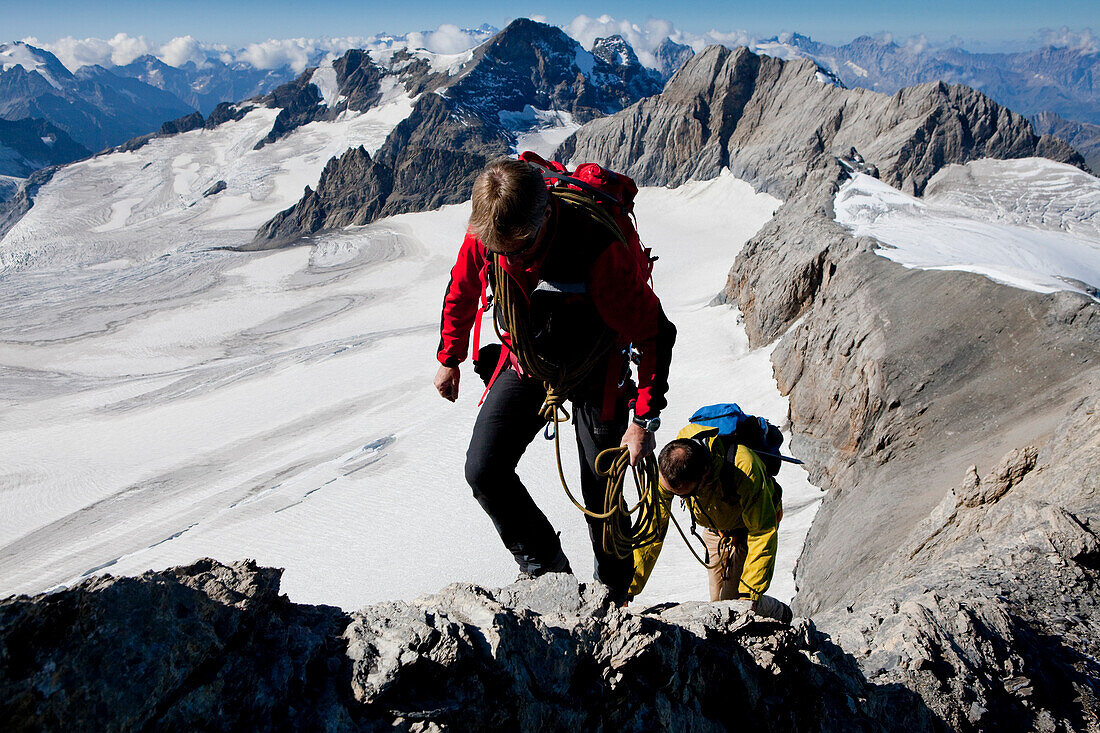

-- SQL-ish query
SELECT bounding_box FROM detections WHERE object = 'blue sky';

[4,0,1097,48]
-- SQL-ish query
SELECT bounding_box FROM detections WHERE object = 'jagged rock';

[447,18,660,124]
[160,111,205,135]
[592,35,642,68]
[254,74,324,150]
[202,180,227,197]
[372,93,510,216]
[557,37,1100,731]
[1,560,948,731]
[204,101,251,129]
[332,50,384,112]
[254,146,395,246]
[1032,112,1100,174]
[251,19,667,245]
[0,559,350,731]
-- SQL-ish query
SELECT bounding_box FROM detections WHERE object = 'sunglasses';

[487,230,541,258]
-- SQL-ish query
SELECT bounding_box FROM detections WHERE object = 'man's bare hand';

[620,421,656,466]
[434,365,460,402]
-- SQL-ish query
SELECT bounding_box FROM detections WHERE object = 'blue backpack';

[688,403,803,476]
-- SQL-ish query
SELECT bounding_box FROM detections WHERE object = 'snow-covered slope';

[0,80,414,270]
[0,170,820,609]
[835,158,1100,298]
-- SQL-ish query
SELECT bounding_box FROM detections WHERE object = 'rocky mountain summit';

[254,19,662,246]
[565,42,1099,730]
[2,559,950,731]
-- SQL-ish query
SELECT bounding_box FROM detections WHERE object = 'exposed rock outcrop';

[1032,111,1100,173]
[2,559,944,731]
[254,93,511,246]
[654,37,696,82]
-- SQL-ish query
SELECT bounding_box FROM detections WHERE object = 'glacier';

[835,158,1100,299]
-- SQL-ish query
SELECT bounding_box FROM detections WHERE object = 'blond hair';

[468,158,549,252]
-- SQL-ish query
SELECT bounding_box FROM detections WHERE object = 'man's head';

[657,439,711,496]
[469,158,550,257]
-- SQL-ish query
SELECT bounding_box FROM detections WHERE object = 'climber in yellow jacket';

[630,422,791,621]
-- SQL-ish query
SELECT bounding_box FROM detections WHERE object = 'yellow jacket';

[630,423,781,600]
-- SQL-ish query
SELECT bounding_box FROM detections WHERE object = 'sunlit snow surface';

[0,163,821,609]
[835,159,1100,298]
[499,106,581,159]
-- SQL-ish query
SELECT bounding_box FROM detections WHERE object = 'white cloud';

[158,36,209,68]
[401,24,495,55]
[239,38,320,73]
[33,33,152,70]
[563,14,754,68]
[1036,27,1098,53]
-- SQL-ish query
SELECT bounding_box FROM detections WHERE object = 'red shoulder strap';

[471,258,490,364]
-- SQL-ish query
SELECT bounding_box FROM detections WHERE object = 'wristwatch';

[631,414,661,432]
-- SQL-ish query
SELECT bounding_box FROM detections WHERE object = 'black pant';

[464,368,633,596]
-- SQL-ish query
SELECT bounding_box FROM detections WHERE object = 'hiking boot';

[515,549,572,582]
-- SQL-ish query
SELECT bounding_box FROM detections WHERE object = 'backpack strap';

[470,257,491,368]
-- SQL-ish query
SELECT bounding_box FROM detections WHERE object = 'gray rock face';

[2,559,945,731]
[562,45,1085,198]
[447,19,660,125]
[254,92,511,246]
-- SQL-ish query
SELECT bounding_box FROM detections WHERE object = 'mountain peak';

[592,35,640,67]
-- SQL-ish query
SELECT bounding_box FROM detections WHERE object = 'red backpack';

[519,150,654,284]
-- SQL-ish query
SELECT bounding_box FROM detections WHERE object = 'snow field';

[835,159,1100,298]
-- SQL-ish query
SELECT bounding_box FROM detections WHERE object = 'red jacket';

[437,197,675,418]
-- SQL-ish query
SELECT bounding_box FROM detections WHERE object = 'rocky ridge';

[1,559,947,731]
[562,44,1083,198]
[565,43,1099,730]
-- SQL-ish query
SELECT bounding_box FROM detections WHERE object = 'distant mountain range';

[755,33,1100,128]
[2,28,1099,178]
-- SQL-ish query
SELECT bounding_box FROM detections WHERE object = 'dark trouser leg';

[465,369,566,575]
[574,397,633,599]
